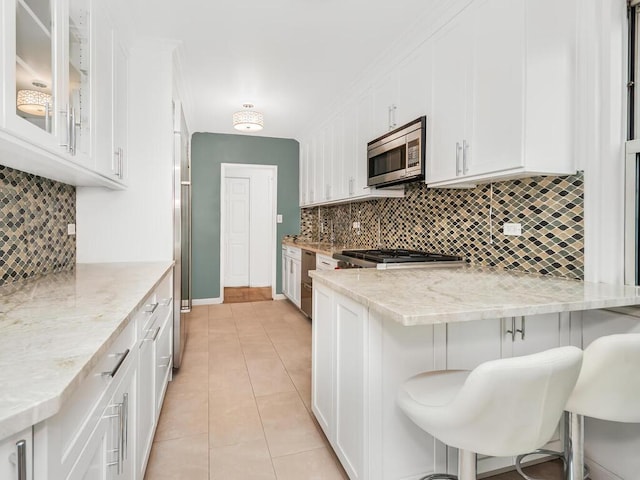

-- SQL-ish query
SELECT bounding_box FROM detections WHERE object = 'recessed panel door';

[225,177,250,287]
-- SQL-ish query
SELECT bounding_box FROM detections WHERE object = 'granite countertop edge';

[309,266,640,326]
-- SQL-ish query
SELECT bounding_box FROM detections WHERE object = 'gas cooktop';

[333,249,464,269]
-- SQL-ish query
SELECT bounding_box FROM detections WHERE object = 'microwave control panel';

[407,139,420,168]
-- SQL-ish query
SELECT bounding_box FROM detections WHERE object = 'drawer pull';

[142,326,161,342]
[144,302,159,314]
[159,297,172,306]
[101,349,130,378]
[16,439,27,480]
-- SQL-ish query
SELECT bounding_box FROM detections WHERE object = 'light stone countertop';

[310,265,640,326]
[0,262,173,440]
[282,238,341,257]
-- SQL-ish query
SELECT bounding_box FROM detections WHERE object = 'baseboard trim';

[273,294,286,300]
[585,457,623,480]
[192,297,223,306]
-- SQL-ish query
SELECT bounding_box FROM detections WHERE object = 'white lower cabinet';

[282,246,301,308]
[30,271,173,480]
[312,285,579,479]
[0,427,33,480]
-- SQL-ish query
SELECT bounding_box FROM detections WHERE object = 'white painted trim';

[192,297,222,306]
[220,163,278,303]
[274,294,287,300]
[584,456,623,480]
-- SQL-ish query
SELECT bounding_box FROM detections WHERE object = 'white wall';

[76,42,176,263]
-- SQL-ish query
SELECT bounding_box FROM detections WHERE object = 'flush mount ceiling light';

[16,89,52,116]
[233,103,264,132]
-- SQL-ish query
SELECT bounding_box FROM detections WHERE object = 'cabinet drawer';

[56,319,135,466]
[316,254,338,270]
[155,310,173,416]
[285,246,302,261]
[138,273,172,336]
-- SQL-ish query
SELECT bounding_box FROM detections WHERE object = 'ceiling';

[120,0,440,140]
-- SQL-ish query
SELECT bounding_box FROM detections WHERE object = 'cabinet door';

[429,9,471,184]
[282,253,289,298]
[446,318,502,370]
[322,123,333,201]
[504,314,564,358]
[112,36,128,183]
[5,0,60,148]
[354,90,373,193]
[334,294,367,479]
[331,112,346,200]
[396,43,432,128]
[292,259,301,308]
[0,427,33,480]
[136,325,156,478]
[66,416,109,480]
[92,2,114,177]
[372,73,398,135]
[155,312,173,417]
[66,0,92,162]
[311,283,334,438]
[467,0,525,177]
[108,359,136,480]
[342,104,358,197]
[299,141,309,206]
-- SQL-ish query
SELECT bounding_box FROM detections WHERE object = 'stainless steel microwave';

[367,116,426,188]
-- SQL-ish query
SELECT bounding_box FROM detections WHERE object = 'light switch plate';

[276,214,283,223]
[503,222,522,236]
[67,223,76,235]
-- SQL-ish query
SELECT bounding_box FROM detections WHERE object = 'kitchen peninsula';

[309,266,640,479]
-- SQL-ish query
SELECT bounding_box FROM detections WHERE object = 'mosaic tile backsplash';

[300,174,584,279]
[0,165,76,285]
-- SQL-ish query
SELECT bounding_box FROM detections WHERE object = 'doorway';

[220,164,278,302]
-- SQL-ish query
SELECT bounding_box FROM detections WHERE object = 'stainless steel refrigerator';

[173,100,191,368]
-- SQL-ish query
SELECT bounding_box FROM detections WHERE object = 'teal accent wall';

[191,133,300,300]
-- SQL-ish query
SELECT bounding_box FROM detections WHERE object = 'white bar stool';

[396,346,583,480]
[516,334,640,480]
[564,333,640,480]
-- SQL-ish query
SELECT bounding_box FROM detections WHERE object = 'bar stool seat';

[397,346,583,480]
[564,334,640,480]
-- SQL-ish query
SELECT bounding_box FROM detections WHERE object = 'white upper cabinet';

[427,0,576,187]
[0,0,125,188]
[93,3,128,184]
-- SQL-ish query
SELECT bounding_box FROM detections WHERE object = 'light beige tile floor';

[144,301,348,480]
[144,301,561,480]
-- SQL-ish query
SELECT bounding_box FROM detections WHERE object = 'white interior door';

[225,177,250,287]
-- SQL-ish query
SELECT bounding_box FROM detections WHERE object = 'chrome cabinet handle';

[16,439,27,480]
[348,177,354,196]
[159,297,172,307]
[104,402,123,474]
[388,106,393,129]
[143,326,161,342]
[516,316,526,340]
[119,148,124,179]
[505,317,517,342]
[456,142,462,175]
[60,106,71,150]
[101,349,130,377]
[158,355,172,368]
[70,108,77,155]
[44,102,51,133]
[144,302,159,314]
[122,393,128,461]
[462,140,469,175]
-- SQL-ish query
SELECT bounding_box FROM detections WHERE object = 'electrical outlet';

[67,223,76,235]
[503,222,522,236]
[353,221,360,229]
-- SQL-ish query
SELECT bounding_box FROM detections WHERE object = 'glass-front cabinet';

[2,0,92,164]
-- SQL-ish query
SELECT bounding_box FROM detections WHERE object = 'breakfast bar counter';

[309,265,640,326]
[309,266,640,480]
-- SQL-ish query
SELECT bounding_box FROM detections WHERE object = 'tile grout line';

[232,307,279,480]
